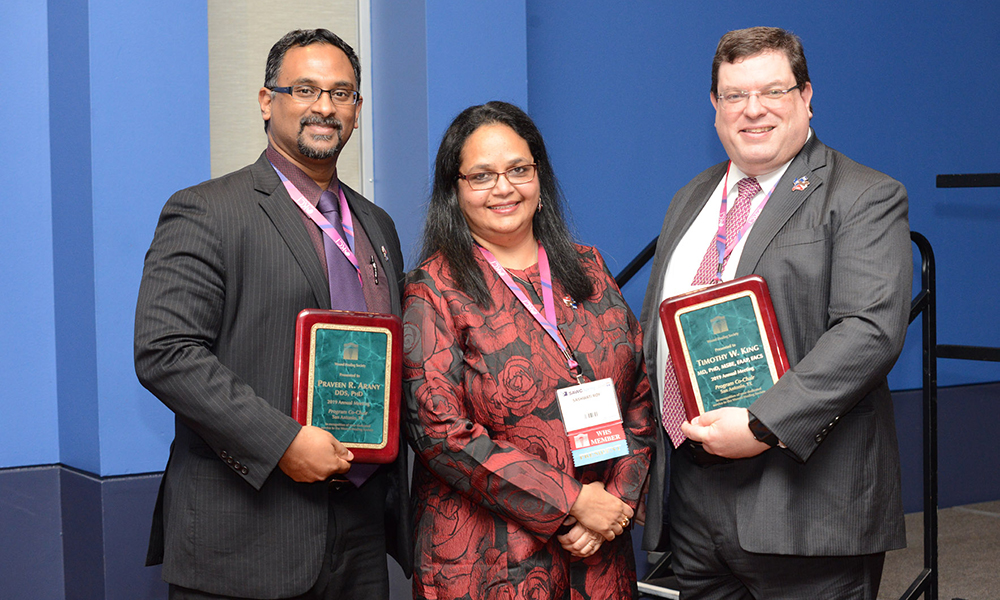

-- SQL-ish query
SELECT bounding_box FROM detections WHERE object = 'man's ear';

[259,87,273,124]
[353,95,363,129]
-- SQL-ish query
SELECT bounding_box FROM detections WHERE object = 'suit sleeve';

[134,188,301,490]
[750,176,911,462]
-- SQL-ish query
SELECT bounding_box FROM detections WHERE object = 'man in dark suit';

[135,29,411,599]
[640,27,910,599]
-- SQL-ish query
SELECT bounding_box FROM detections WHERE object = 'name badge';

[556,378,629,467]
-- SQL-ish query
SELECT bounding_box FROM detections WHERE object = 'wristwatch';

[747,412,779,447]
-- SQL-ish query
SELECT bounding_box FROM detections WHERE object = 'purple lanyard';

[710,162,778,283]
[478,244,584,383]
[271,165,362,285]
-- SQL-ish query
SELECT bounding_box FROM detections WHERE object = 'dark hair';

[265,28,361,89]
[262,29,361,132]
[419,101,593,307]
[711,27,810,97]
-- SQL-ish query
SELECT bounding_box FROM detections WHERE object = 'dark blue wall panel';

[61,468,105,599]
[102,473,167,600]
[894,382,1000,513]
[0,467,66,599]
[0,467,166,600]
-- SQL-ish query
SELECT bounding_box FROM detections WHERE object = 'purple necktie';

[661,177,761,447]
[316,190,366,313]
[317,190,375,485]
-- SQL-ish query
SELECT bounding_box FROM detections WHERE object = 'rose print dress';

[403,245,655,600]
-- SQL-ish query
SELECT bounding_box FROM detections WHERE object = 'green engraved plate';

[675,292,781,414]
[307,325,390,447]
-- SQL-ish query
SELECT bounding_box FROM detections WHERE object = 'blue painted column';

[371,0,528,268]
[2,0,208,597]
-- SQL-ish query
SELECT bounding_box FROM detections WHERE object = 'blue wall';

[373,0,529,266]
[1,0,60,470]
[1,0,205,478]
[1,0,205,597]
[1,0,998,597]
[523,0,1000,391]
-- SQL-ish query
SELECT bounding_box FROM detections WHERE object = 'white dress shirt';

[654,151,801,411]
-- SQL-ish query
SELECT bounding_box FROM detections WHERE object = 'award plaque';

[659,275,790,420]
[292,309,401,464]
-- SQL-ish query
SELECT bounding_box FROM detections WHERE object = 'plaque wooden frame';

[292,309,401,463]
[659,275,790,420]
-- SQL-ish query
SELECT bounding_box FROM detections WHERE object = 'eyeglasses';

[458,164,537,191]
[716,85,800,110]
[269,85,360,106]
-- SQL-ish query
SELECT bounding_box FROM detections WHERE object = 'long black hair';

[419,101,593,307]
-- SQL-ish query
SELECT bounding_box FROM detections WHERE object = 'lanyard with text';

[478,243,584,383]
[271,164,362,286]
[711,161,779,283]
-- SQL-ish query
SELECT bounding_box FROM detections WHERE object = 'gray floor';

[879,500,1000,600]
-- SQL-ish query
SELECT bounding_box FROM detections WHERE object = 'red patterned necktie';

[661,177,761,447]
[690,177,761,285]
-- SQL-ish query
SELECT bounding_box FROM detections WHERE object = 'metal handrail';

[902,231,938,600]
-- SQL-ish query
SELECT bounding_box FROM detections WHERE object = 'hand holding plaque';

[659,276,790,421]
[291,309,401,464]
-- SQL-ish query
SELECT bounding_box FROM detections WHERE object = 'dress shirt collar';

[265,145,338,206]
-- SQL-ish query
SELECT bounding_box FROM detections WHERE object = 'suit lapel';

[251,153,330,309]
[651,162,728,298]
[341,184,402,315]
[642,162,727,370]
[664,176,721,261]
[736,134,827,278]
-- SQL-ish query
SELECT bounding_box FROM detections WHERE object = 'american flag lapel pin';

[791,176,810,192]
[381,245,389,262]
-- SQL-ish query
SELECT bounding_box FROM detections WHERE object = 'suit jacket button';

[226,457,235,465]
[220,450,229,459]
[815,434,824,443]
[241,466,249,475]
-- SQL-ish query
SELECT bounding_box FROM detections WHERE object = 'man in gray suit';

[135,29,410,599]
[640,27,910,599]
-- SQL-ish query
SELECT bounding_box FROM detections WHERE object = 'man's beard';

[297,116,343,159]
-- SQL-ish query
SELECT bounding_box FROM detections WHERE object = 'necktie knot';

[736,177,761,202]
[317,190,339,216]
[727,177,760,238]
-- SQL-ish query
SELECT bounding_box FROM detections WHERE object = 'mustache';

[299,116,342,132]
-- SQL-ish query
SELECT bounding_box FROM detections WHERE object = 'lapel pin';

[381,245,389,262]
[562,295,578,309]
[791,176,810,192]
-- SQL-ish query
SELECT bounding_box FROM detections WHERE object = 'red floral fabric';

[403,245,655,599]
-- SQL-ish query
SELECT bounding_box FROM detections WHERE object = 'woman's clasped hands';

[556,482,633,558]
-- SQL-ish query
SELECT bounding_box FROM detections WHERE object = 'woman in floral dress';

[403,101,656,600]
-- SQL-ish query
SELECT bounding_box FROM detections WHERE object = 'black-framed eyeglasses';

[717,85,800,109]
[269,85,360,106]
[458,164,538,191]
